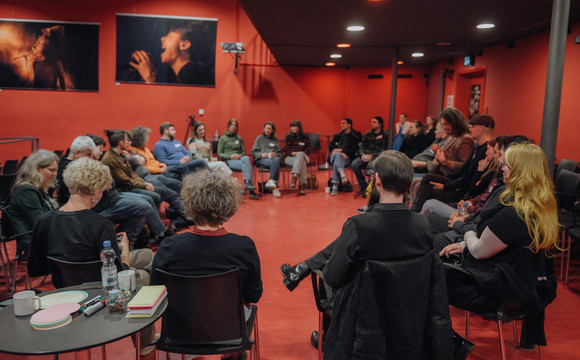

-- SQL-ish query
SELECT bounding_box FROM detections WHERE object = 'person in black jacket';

[328,118,361,195]
[399,119,430,159]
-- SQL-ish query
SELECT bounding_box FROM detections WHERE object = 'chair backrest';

[0,174,16,207]
[1,160,19,175]
[47,256,103,289]
[554,169,580,212]
[156,268,252,348]
[555,158,579,179]
[306,132,321,152]
[0,206,32,243]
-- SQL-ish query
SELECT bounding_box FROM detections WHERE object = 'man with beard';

[152,122,207,180]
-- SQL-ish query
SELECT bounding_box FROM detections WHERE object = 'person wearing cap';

[410,113,495,211]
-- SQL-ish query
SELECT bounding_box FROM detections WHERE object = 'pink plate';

[30,302,80,324]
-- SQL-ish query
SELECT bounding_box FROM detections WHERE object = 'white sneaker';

[265,179,277,189]
[272,188,281,198]
[331,185,338,196]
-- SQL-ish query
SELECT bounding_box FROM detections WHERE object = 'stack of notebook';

[127,285,167,318]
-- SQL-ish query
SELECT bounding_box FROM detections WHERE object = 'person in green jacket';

[8,149,60,259]
[217,118,258,200]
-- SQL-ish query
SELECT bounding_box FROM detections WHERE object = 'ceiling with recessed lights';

[238,0,580,67]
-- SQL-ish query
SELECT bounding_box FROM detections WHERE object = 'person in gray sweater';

[250,122,283,198]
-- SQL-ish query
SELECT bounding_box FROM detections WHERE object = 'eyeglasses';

[501,160,511,170]
[42,166,59,173]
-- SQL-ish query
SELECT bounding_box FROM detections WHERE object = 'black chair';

[554,169,580,279]
[1,160,19,175]
[0,173,16,207]
[46,256,103,289]
[154,268,260,360]
[311,270,332,360]
[0,206,32,296]
[562,200,580,283]
[555,158,579,179]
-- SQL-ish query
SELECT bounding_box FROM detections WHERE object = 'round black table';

[0,284,166,359]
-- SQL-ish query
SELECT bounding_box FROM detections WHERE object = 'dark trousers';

[410,173,461,212]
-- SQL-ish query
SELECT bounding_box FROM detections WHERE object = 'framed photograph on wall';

[0,19,99,91]
[116,14,217,87]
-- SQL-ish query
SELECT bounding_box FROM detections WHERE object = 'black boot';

[453,331,475,360]
[280,262,312,291]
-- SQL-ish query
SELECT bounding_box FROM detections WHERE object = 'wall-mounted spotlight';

[221,42,246,74]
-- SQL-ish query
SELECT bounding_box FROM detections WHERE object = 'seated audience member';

[57,136,97,205]
[439,143,560,358]
[284,119,311,196]
[424,115,438,144]
[399,119,430,159]
[250,121,283,198]
[351,116,389,196]
[218,118,259,200]
[428,136,529,252]
[8,149,60,259]
[56,134,172,248]
[411,121,449,173]
[328,118,361,196]
[421,137,499,218]
[282,152,453,358]
[187,121,232,175]
[150,170,262,360]
[28,157,158,355]
[86,133,106,160]
[129,126,182,191]
[392,113,410,151]
[408,108,475,211]
[102,129,190,230]
[152,122,207,179]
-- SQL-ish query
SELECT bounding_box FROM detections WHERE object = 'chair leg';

[565,232,572,284]
[538,345,543,359]
[181,354,186,360]
[318,312,324,360]
[497,320,506,360]
[254,311,260,360]
[464,311,470,340]
[560,231,566,279]
[101,344,106,360]
[512,320,519,347]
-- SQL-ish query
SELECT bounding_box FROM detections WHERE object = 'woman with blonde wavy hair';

[440,143,559,358]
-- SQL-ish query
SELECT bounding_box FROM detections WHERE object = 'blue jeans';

[227,156,253,182]
[329,153,350,183]
[352,157,374,187]
[98,192,166,244]
[167,159,208,179]
[421,199,456,218]
[255,157,280,181]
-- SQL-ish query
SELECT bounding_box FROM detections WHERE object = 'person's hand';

[341,152,348,159]
[478,158,489,171]
[121,150,130,158]
[431,144,440,154]
[290,152,297,157]
[439,243,464,258]
[331,148,342,154]
[457,200,472,209]
[180,156,191,164]
[361,154,372,162]
[435,149,447,164]
[231,154,241,160]
[145,182,155,191]
[117,232,129,253]
[429,181,444,190]
[270,152,276,158]
[159,163,168,173]
[448,213,469,228]
[261,153,268,158]
[129,50,156,84]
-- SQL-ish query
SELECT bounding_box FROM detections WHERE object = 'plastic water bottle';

[101,240,119,295]
[214,130,219,141]
[458,202,469,216]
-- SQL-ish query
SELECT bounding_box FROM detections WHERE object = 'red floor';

[1,170,579,359]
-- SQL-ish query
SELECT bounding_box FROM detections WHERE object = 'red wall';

[0,0,428,161]
[426,22,580,161]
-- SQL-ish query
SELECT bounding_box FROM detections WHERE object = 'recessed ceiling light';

[397,61,404,65]
[347,25,364,32]
[330,54,342,59]
[477,23,495,29]
[411,52,424,57]
[325,62,336,67]
[337,43,351,48]
[436,42,451,46]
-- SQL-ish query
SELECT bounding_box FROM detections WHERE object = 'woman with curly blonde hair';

[440,143,559,357]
